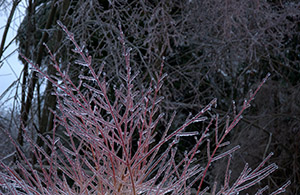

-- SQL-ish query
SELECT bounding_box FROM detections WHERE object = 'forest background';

[0,0,299,194]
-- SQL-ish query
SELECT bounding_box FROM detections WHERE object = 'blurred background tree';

[1,0,299,193]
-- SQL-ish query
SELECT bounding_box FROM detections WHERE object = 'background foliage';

[0,0,299,193]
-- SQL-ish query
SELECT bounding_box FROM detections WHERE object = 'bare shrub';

[0,22,290,194]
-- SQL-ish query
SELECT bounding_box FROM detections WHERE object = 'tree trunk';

[18,0,58,146]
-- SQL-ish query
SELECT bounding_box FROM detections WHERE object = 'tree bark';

[18,0,58,146]
[38,0,71,147]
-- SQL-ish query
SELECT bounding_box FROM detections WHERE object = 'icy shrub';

[0,22,290,194]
